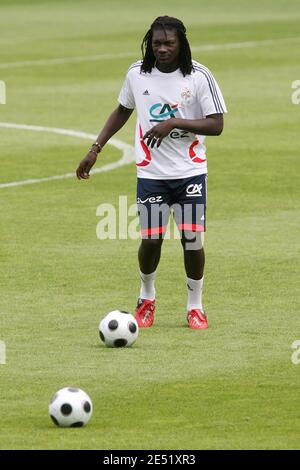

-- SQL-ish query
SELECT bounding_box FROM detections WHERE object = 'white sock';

[139,270,156,301]
[187,277,204,311]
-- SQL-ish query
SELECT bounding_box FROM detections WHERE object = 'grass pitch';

[0,0,300,450]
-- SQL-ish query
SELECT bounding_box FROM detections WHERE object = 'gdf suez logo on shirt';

[170,130,189,139]
[149,102,189,139]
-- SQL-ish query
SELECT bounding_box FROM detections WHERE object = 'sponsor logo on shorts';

[186,183,202,197]
[137,195,163,204]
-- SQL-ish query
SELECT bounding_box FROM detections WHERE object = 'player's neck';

[155,60,179,73]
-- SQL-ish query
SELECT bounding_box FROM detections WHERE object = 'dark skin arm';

[76,104,134,179]
[143,113,224,148]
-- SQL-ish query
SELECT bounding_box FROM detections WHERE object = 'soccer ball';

[99,310,139,348]
[49,387,93,427]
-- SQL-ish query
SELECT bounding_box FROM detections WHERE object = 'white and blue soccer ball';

[99,310,139,348]
[49,387,93,427]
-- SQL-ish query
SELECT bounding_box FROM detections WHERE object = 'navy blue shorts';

[137,174,207,237]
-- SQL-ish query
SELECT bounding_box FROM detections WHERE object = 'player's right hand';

[76,151,97,180]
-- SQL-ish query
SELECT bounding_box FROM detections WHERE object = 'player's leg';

[135,178,171,327]
[182,235,205,279]
[138,237,163,276]
[173,174,208,329]
[180,233,207,328]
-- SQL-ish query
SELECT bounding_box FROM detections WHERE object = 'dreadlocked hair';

[141,16,193,76]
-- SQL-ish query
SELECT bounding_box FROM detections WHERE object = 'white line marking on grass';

[0,37,299,69]
[0,52,137,70]
[0,122,135,189]
[192,37,300,51]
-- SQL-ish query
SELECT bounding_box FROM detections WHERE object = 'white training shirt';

[118,60,227,180]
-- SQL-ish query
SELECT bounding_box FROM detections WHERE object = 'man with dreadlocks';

[76,16,227,329]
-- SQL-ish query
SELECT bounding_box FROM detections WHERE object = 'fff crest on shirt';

[180,88,193,106]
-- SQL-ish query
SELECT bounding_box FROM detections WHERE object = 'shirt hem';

[136,168,207,180]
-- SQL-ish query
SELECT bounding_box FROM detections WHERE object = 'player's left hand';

[143,118,175,148]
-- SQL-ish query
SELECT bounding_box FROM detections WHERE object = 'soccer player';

[76,16,227,329]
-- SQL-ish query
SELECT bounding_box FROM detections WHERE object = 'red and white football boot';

[187,309,208,329]
[135,298,155,328]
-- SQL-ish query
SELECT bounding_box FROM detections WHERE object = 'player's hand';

[76,151,97,180]
[143,118,175,148]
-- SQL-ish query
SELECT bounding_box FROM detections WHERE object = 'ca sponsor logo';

[137,195,163,204]
[149,103,179,122]
[186,183,202,197]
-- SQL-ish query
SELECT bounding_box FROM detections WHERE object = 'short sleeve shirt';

[118,60,227,179]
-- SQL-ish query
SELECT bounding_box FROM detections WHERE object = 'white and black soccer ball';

[99,310,139,348]
[49,387,93,427]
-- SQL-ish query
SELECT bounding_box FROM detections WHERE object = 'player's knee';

[141,238,163,250]
[181,231,204,251]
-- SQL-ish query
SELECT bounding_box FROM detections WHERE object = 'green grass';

[0,0,300,450]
